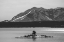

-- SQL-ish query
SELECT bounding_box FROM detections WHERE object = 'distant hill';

[10,7,64,22]
[1,20,10,22]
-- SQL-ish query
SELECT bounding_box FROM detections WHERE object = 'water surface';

[0,28,64,42]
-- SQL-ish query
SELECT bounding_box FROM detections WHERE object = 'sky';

[0,0,64,21]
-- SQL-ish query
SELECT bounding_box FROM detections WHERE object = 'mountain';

[1,20,10,22]
[10,7,64,22]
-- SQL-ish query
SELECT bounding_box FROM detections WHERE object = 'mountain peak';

[10,7,64,22]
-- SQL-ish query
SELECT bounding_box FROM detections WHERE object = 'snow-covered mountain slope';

[10,7,64,22]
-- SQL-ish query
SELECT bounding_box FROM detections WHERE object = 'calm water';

[0,28,64,42]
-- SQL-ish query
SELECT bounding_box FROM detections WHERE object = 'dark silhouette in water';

[41,35,53,38]
[32,31,36,36]
[32,31,37,41]
[24,30,37,38]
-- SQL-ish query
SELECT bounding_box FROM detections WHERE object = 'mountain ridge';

[9,7,64,22]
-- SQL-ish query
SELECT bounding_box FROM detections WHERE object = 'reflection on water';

[32,38,36,41]
[0,28,64,42]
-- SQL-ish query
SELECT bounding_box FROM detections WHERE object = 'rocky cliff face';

[10,7,64,22]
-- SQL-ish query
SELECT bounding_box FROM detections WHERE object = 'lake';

[0,28,64,42]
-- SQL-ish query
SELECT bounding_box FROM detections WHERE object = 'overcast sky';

[0,0,64,21]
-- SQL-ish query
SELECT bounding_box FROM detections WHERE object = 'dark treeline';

[0,21,64,28]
